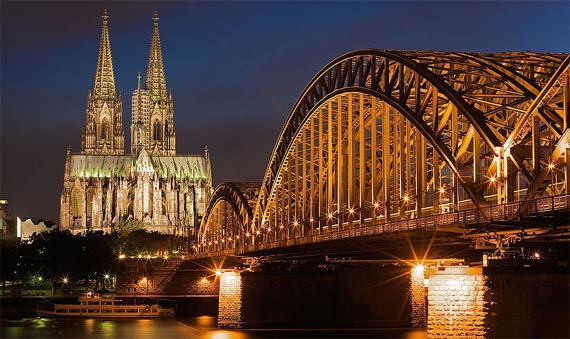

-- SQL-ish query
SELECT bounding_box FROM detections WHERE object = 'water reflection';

[207,330,247,339]
[1,317,426,339]
[403,329,427,339]
[98,320,116,338]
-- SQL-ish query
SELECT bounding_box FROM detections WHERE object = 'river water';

[1,316,427,339]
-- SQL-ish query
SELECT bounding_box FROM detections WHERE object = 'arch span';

[198,182,259,244]
[199,50,568,254]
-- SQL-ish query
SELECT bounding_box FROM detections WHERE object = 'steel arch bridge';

[197,49,570,256]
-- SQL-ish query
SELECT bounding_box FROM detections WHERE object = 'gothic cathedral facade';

[60,10,212,236]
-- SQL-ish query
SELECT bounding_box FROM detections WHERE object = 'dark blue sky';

[1,1,569,221]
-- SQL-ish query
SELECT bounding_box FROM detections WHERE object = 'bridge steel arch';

[197,182,258,246]
[198,50,568,254]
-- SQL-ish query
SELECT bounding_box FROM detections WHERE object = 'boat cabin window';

[56,309,67,313]
[88,301,100,305]
[127,309,138,313]
[69,309,80,313]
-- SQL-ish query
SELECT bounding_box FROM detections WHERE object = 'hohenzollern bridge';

[196,50,570,260]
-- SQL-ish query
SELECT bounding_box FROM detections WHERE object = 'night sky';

[1,1,569,221]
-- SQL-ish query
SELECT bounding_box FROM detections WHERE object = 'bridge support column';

[217,271,244,328]
[410,265,427,327]
[426,266,487,339]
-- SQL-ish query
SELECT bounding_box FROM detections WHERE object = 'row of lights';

[118,253,185,260]
[197,202,411,248]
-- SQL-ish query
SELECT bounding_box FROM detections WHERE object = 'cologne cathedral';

[60,10,212,236]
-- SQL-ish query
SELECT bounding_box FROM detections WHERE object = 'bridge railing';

[195,194,570,257]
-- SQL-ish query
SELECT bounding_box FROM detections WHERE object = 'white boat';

[37,292,174,318]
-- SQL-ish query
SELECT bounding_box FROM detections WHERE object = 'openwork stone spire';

[82,8,124,155]
[145,10,167,99]
[93,9,116,98]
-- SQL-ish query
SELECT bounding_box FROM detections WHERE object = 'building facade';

[60,10,212,236]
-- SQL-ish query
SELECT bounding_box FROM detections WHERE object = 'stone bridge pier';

[216,262,568,338]
[217,264,420,328]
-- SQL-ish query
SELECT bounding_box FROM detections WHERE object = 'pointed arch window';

[153,120,162,141]
[101,118,110,140]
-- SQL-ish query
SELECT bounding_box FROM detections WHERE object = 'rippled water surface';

[1,316,427,339]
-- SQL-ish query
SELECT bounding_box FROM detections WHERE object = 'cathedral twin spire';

[93,9,116,98]
[146,10,167,100]
[81,9,176,156]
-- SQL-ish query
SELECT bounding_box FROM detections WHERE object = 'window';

[101,118,110,139]
[71,189,84,217]
[153,120,161,141]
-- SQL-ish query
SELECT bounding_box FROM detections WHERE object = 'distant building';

[60,10,213,236]
[1,200,56,240]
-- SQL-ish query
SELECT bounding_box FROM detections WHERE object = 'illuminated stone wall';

[410,266,427,327]
[427,267,487,339]
[218,272,244,328]
[116,260,219,296]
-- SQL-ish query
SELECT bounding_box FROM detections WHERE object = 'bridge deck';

[194,194,570,260]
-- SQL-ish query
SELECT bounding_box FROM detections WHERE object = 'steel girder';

[253,50,565,228]
[197,50,568,250]
[198,182,256,244]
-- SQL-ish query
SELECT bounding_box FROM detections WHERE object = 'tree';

[115,220,145,234]
[0,238,21,294]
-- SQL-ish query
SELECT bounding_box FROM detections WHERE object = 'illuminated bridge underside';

[198,50,570,257]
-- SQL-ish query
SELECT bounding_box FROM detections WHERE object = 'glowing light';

[118,254,126,259]
[181,256,185,259]
[146,254,151,259]
[490,176,496,183]
[349,208,355,214]
[328,213,333,219]
[16,217,21,238]
[201,277,208,284]
[534,252,541,259]
[236,235,240,239]
[439,187,445,193]
[548,163,554,169]
[214,240,218,244]
[413,264,424,276]
[38,276,43,281]
[209,242,212,245]
[63,278,68,284]
[104,274,110,279]
[310,218,314,222]
[293,221,299,227]
[403,195,410,202]
[256,230,260,235]
[246,232,250,237]
[373,202,380,208]
[215,270,222,276]
[228,237,232,241]
[163,255,169,259]
[138,254,142,259]
[279,225,284,229]
[267,228,271,232]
